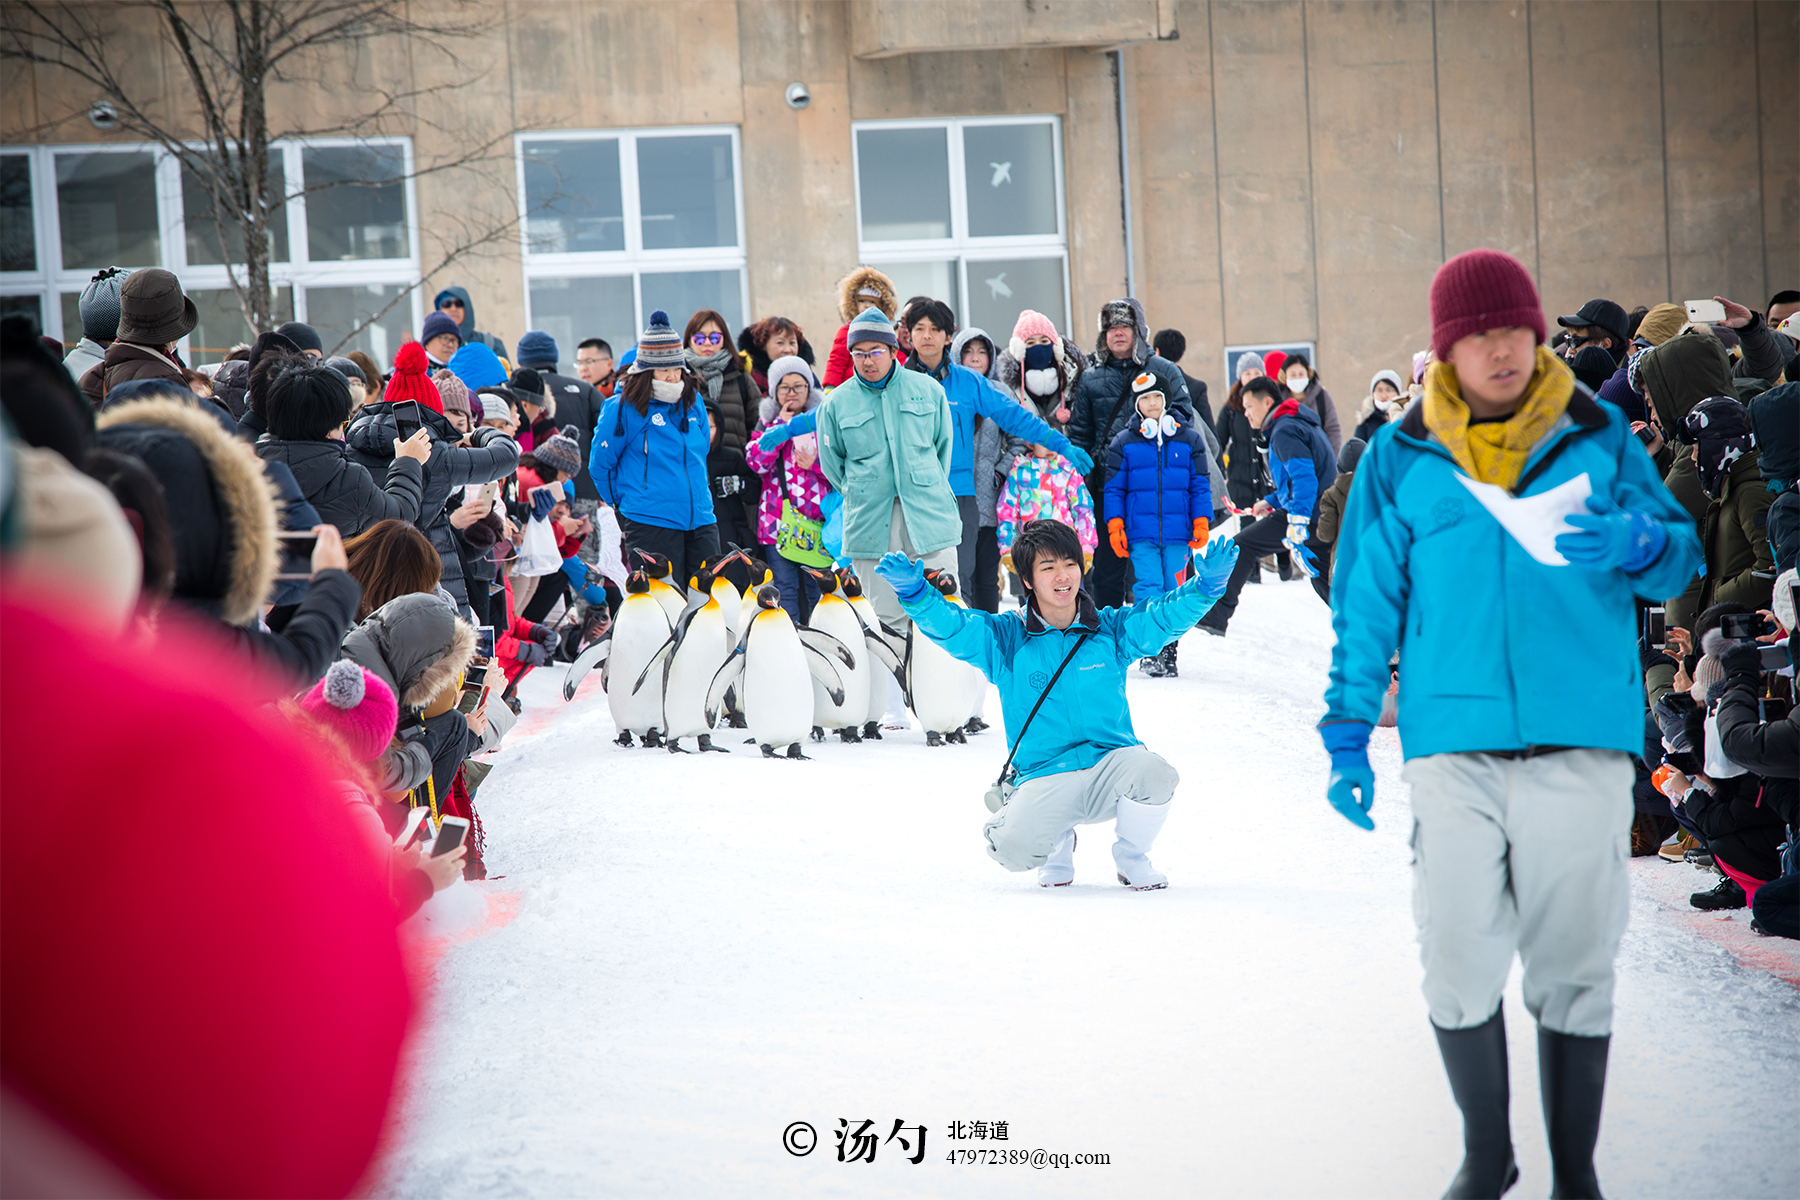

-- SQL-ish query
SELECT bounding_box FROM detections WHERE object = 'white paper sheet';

[1455,471,1593,566]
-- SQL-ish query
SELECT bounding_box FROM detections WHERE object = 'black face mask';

[1022,343,1060,397]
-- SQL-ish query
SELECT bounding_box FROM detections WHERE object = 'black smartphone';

[1760,695,1792,723]
[1721,612,1772,641]
[430,816,470,858]
[393,400,423,442]
[1643,606,1666,650]
[1759,645,1789,672]
[274,531,318,581]
[1635,424,1658,446]
[476,625,496,660]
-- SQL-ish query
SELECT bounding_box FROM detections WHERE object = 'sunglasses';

[691,332,724,347]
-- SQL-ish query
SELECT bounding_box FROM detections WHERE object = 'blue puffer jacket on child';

[1102,417,1210,545]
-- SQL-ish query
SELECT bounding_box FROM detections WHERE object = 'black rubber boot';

[1539,1027,1609,1199]
[1432,1008,1519,1199]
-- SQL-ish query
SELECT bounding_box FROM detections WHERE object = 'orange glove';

[1107,518,1129,559]
[1189,517,1210,549]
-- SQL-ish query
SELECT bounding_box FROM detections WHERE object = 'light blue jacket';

[1323,389,1702,759]
[901,584,1216,783]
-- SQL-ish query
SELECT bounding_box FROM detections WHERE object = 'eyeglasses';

[691,332,724,347]
[776,381,809,395]
[849,347,891,362]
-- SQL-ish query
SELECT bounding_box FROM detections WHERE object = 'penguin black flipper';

[705,649,747,728]
[797,627,854,669]
[630,635,677,696]
[859,630,901,674]
[562,636,613,701]
[802,644,846,706]
[900,629,917,711]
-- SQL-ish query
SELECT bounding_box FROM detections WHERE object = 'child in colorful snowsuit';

[746,355,832,622]
[996,449,1097,571]
[1104,372,1212,675]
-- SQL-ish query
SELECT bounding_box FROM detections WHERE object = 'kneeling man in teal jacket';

[877,518,1237,889]
[1322,250,1701,1200]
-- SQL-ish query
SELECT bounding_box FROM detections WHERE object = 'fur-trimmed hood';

[95,396,279,625]
[340,592,477,711]
[949,328,1001,381]
[757,356,825,424]
[835,265,898,324]
[1092,297,1151,364]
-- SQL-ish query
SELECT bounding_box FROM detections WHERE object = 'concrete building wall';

[4,0,1794,398]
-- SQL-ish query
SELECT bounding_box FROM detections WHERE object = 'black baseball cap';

[1556,299,1628,347]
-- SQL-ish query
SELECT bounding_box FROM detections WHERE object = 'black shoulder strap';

[994,630,1093,786]
[1099,363,1139,454]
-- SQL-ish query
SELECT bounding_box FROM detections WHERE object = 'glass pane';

[963,123,1058,238]
[867,261,958,322]
[183,153,289,265]
[187,286,294,364]
[964,257,1066,347]
[2,154,35,272]
[638,269,742,338]
[1,294,44,334]
[636,134,737,250]
[305,283,413,364]
[527,276,636,371]
[523,139,623,254]
[61,291,81,340]
[303,145,407,261]
[55,151,160,270]
[856,127,950,241]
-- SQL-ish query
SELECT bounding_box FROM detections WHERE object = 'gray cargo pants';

[1404,748,1633,1037]
[983,745,1178,871]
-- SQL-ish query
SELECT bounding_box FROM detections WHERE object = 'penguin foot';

[728,712,749,729]
[862,721,883,741]
[785,743,809,760]
[666,739,690,754]
[964,717,990,735]
[926,730,944,747]
[947,728,968,744]
[641,729,664,748]
[760,743,778,758]
[614,730,634,748]
[810,725,825,743]
[836,727,863,744]
[697,735,729,753]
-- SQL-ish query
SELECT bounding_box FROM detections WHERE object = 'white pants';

[852,499,959,635]
[1404,749,1633,1037]
[983,745,1178,872]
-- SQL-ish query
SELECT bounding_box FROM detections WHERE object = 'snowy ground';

[373,579,1800,1199]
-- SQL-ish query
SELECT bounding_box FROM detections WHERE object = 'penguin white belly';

[607,597,671,734]
[910,633,975,734]
[807,599,868,729]
[712,581,743,641]
[664,605,728,740]
[849,596,891,724]
[649,579,687,625]
[741,608,814,747]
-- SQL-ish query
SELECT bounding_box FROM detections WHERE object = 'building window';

[853,116,1068,341]
[0,139,419,361]
[518,126,746,368]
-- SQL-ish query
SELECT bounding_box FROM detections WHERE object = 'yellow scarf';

[1422,346,1574,490]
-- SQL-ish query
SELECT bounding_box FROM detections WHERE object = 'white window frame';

[0,138,422,354]
[851,114,1070,332]
[515,124,749,335]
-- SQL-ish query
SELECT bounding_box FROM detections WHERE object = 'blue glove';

[875,552,930,603]
[1283,514,1319,578]
[756,409,818,452]
[1189,537,1240,597]
[529,486,557,522]
[1554,493,1667,572]
[1051,439,1094,475]
[1320,721,1375,830]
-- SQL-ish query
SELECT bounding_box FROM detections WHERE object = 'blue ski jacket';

[590,393,716,531]
[1262,399,1337,521]
[913,358,1075,496]
[1102,420,1210,545]
[1323,389,1702,760]
[900,583,1216,783]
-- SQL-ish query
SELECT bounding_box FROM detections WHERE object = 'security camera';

[785,82,811,111]
[87,101,119,131]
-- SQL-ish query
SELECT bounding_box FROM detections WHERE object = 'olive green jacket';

[817,365,960,558]
[1664,450,1775,627]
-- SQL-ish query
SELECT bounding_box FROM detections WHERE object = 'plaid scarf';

[1423,346,1574,490]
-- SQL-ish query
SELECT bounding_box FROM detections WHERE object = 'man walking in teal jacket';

[879,519,1238,889]
[1322,250,1701,1200]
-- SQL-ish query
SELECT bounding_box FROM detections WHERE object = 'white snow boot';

[1038,830,1077,887]
[1113,797,1170,890]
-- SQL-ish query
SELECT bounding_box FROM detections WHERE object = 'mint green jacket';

[816,367,962,558]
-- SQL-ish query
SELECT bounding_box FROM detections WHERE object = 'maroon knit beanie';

[1428,249,1545,360]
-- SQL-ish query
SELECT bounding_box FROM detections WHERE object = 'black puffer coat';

[256,437,424,538]
[1714,643,1798,831]
[345,401,519,611]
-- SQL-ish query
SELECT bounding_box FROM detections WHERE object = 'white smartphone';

[393,805,430,848]
[430,815,471,858]
[1684,299,1726,324]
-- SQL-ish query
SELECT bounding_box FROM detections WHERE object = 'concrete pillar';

[1063,48,1130,337]
[1756,0,1800,298]
[1433,1,1538,269]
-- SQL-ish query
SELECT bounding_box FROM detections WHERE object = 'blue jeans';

[1129,541,1190,601]
[766,550,821,624]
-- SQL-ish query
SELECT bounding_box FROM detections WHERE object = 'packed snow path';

[377,580,1800,1199]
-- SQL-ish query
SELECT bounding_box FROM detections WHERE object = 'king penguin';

[802,568,874,742]
[707,585,853,759]
[634,550,690,625]
[904,569,985,746]
[602,569,673,746]
[657,564,733,753]
[838,568,902,739]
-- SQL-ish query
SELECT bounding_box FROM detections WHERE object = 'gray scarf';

[685,345,734,403]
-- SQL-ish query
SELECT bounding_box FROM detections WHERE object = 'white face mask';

[1286,375,1308,394]
[650,378,683,402]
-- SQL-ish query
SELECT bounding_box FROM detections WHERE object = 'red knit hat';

[1429,249,1545,360]
[382,341,443,413]
[1262,349,1288,379]
[299,660,399,762]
